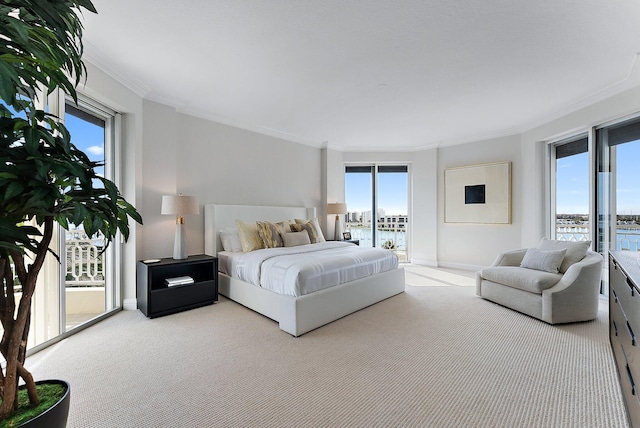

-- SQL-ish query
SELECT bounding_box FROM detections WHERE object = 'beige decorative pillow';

[536,238,591,273]
[256,221,284,248]
[294,218,325,243]
[290,222,322,244]
[283,230,311,247]
[235,220,265,252]
[276,220,294,233]
[520,248,567,273]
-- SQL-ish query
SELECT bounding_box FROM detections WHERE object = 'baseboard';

[437,261,484,272]
[123,298,137,311]
[409,258,438,267]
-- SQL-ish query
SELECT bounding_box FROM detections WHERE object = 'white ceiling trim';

[82,42,640,152]
[177,105,324,149]
[83,45,150,98]
[519,68,640,136]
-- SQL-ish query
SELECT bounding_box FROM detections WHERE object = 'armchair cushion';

[520,247,566,273]
[536,238,591,273]
[480,266,562,294]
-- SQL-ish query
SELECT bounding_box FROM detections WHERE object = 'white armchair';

[476,239,603,324]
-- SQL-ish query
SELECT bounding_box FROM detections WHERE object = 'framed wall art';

[444,161,511,224]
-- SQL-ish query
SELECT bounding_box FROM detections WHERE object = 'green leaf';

[4,181,24,200]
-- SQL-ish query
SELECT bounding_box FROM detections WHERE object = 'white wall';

[140,100,179,260]
[175,113,322,257]
[323,147,345,239]
[80,68,323,306]
[437,135,522,269]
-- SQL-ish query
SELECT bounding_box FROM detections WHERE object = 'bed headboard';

[204,204,316,255]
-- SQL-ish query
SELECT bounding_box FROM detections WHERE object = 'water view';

[556,216,640,252]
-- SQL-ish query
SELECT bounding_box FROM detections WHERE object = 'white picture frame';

[445,161,511,224]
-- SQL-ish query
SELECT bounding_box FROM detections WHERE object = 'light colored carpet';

[27,266,628,427]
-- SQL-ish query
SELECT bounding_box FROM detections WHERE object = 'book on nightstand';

[164,276,195,287]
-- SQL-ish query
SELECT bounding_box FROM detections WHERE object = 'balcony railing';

[556,224,640,252]
[65,229,105,287]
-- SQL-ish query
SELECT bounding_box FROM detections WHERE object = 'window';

[548,115,640,296]
[345,164,409,261]
[597,116,640,254]
[551,134,591,243]
[27,95,123,352]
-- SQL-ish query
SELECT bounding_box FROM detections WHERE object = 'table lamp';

[327,202,347,241]
[161,194,199,259]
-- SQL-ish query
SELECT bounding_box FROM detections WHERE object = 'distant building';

[346,211,408,231]
[378,215,408,230]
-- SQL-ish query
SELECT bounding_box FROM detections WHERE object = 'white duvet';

[220,241,398,297]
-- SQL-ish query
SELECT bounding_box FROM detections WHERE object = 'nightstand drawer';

[150,280,216,314]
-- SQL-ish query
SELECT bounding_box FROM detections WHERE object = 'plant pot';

[18,380,70,428]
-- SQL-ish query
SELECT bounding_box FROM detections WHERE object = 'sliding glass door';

[376,166,409,261]
[549,116,640,295]
[27,95,121,351]
[597,117,640,254]
[63,102,118,331]
[345,164,409,261]
[345,166,374,247]
[552,135,591,243]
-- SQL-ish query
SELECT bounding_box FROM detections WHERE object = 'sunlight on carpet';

[404,264,476,287]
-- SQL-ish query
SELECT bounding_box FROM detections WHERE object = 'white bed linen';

[221,241,398,297]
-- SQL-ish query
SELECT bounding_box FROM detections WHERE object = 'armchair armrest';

[541,251,603,323]
[490,248,528,267]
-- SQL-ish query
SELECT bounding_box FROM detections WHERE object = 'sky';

[64,110,105,177]
[345,171,408,215]
[556,140,640,215]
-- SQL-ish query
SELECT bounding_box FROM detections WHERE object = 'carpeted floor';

[27,266,629,427]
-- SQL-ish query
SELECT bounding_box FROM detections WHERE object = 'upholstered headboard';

[204,204,316,255]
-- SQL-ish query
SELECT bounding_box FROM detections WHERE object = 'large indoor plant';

[0,0,142,423]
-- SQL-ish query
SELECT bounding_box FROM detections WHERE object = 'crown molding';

[177,105,324,149]
[83,42,150,98]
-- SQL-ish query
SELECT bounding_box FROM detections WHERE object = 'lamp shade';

[161,195,199,216]
[327,203,347,215]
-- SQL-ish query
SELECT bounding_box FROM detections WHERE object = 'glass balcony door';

[597,117,640,254]
[27,95,120,352]
[553,135,591,243]
[345,164,410,261]
[62,101,117,331]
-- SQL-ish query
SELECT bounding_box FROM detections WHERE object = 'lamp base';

[334,215,342,241]
[173,223,187,259]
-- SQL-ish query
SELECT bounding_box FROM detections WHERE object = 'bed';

[204,204,405,336]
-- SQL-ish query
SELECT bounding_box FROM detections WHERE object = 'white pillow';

[536,238,591,273]
[520,248,567,273]
[283,230,311,247]
[219,228,242,252]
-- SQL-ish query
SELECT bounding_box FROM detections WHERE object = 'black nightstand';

[330,239,359,245]
[137,254,218,318]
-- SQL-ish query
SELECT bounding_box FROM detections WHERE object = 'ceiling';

[80,0,640,151]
